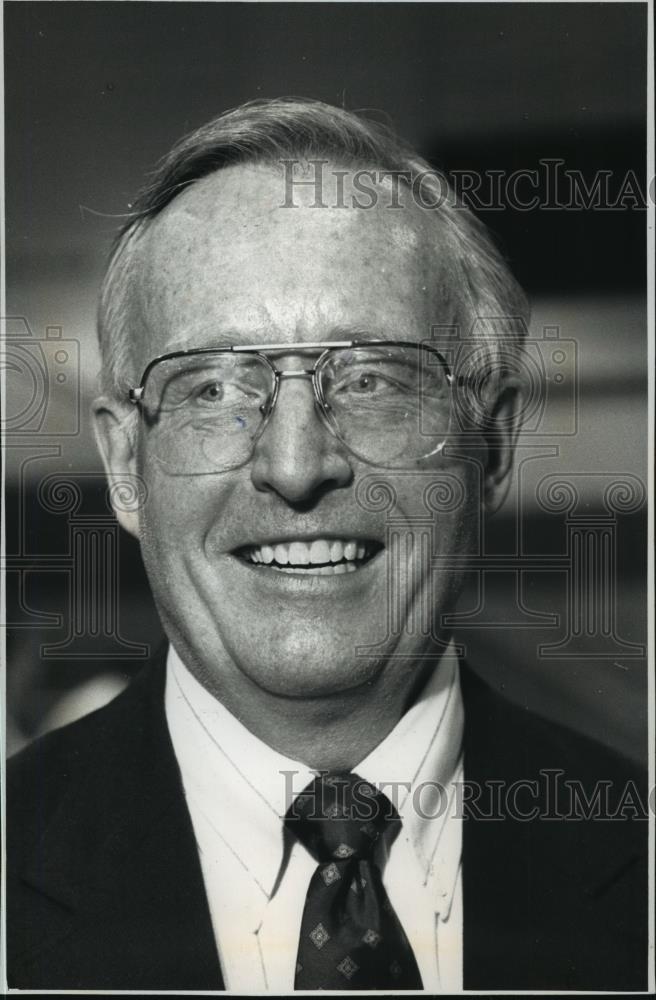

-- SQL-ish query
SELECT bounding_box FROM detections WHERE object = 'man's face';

[109,164,488,707]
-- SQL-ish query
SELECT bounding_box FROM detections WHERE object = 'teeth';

[309,539,331,565]
[274,543,289,565]
[275,563,359,576]
[245,537,374,572]
[288,541,310,565]
[330,540,344,562]
[344,541,357,561]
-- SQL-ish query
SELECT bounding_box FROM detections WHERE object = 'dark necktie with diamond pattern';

[285,771,423,990]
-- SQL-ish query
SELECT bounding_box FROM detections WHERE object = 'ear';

[92,395,141,538]
[481,378,524,513]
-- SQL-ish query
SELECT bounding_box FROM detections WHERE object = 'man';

[7,99,647,991]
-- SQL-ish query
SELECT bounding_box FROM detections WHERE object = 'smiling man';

[7,99,647,992]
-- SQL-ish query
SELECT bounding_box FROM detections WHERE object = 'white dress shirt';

[165,644,464,992]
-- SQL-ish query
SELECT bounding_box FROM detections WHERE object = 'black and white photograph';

[2,1,653,992]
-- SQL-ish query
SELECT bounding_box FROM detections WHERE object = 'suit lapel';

[460,663,536,988]
[18,652,223,989]
[459,663,647,990]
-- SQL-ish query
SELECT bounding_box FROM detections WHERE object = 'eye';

[354,373,382,392]
[337,368,405,395]
[196,380,224,404]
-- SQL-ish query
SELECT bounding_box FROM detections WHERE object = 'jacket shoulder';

[461,662,646,789]
[7,659,166,863]
[460,664,648,991]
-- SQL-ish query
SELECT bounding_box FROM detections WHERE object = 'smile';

[237,538,382,575]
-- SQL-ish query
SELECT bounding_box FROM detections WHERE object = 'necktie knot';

[286,772,399,863]
[287,772,423,989]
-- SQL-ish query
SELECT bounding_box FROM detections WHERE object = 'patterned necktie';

[285,772,423,990]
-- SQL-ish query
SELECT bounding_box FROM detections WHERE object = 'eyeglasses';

[128,340,455,473]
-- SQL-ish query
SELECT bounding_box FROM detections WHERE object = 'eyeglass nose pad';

[252,372,343,458]
[253,377,316,446]
[259,386,342,469]
[250,394,277,454]
[258,379,280,422]
[313,394,342,444]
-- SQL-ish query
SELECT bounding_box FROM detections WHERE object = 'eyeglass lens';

[139,345,452,472]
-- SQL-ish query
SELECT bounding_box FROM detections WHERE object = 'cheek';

[392,461,481,537]
[433,456,484,542]
[137,449,247,572]
[138,457,206,565]
[388,464,481,591]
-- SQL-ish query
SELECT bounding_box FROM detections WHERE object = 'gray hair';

[97,97,528,405]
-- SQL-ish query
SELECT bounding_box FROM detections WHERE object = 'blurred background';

[4,2,648,763]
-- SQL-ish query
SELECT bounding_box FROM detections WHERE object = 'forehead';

[136,163,454,354]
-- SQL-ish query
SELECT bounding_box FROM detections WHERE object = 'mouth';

[234,537,384,575]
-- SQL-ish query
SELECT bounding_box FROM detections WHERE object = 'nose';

[249,375,353,505]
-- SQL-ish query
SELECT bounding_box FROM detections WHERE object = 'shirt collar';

[165,642,463,902]
[165,645,315,898]
[356,644,464,897]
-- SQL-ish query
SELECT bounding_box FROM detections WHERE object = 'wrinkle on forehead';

[133,163,457,355]
[154,164,425,243]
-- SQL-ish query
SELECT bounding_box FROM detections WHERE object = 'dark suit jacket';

[6,649,649,991]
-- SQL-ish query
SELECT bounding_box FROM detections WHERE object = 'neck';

[183,649,441,770]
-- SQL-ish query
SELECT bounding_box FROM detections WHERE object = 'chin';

[231,635,387,700]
